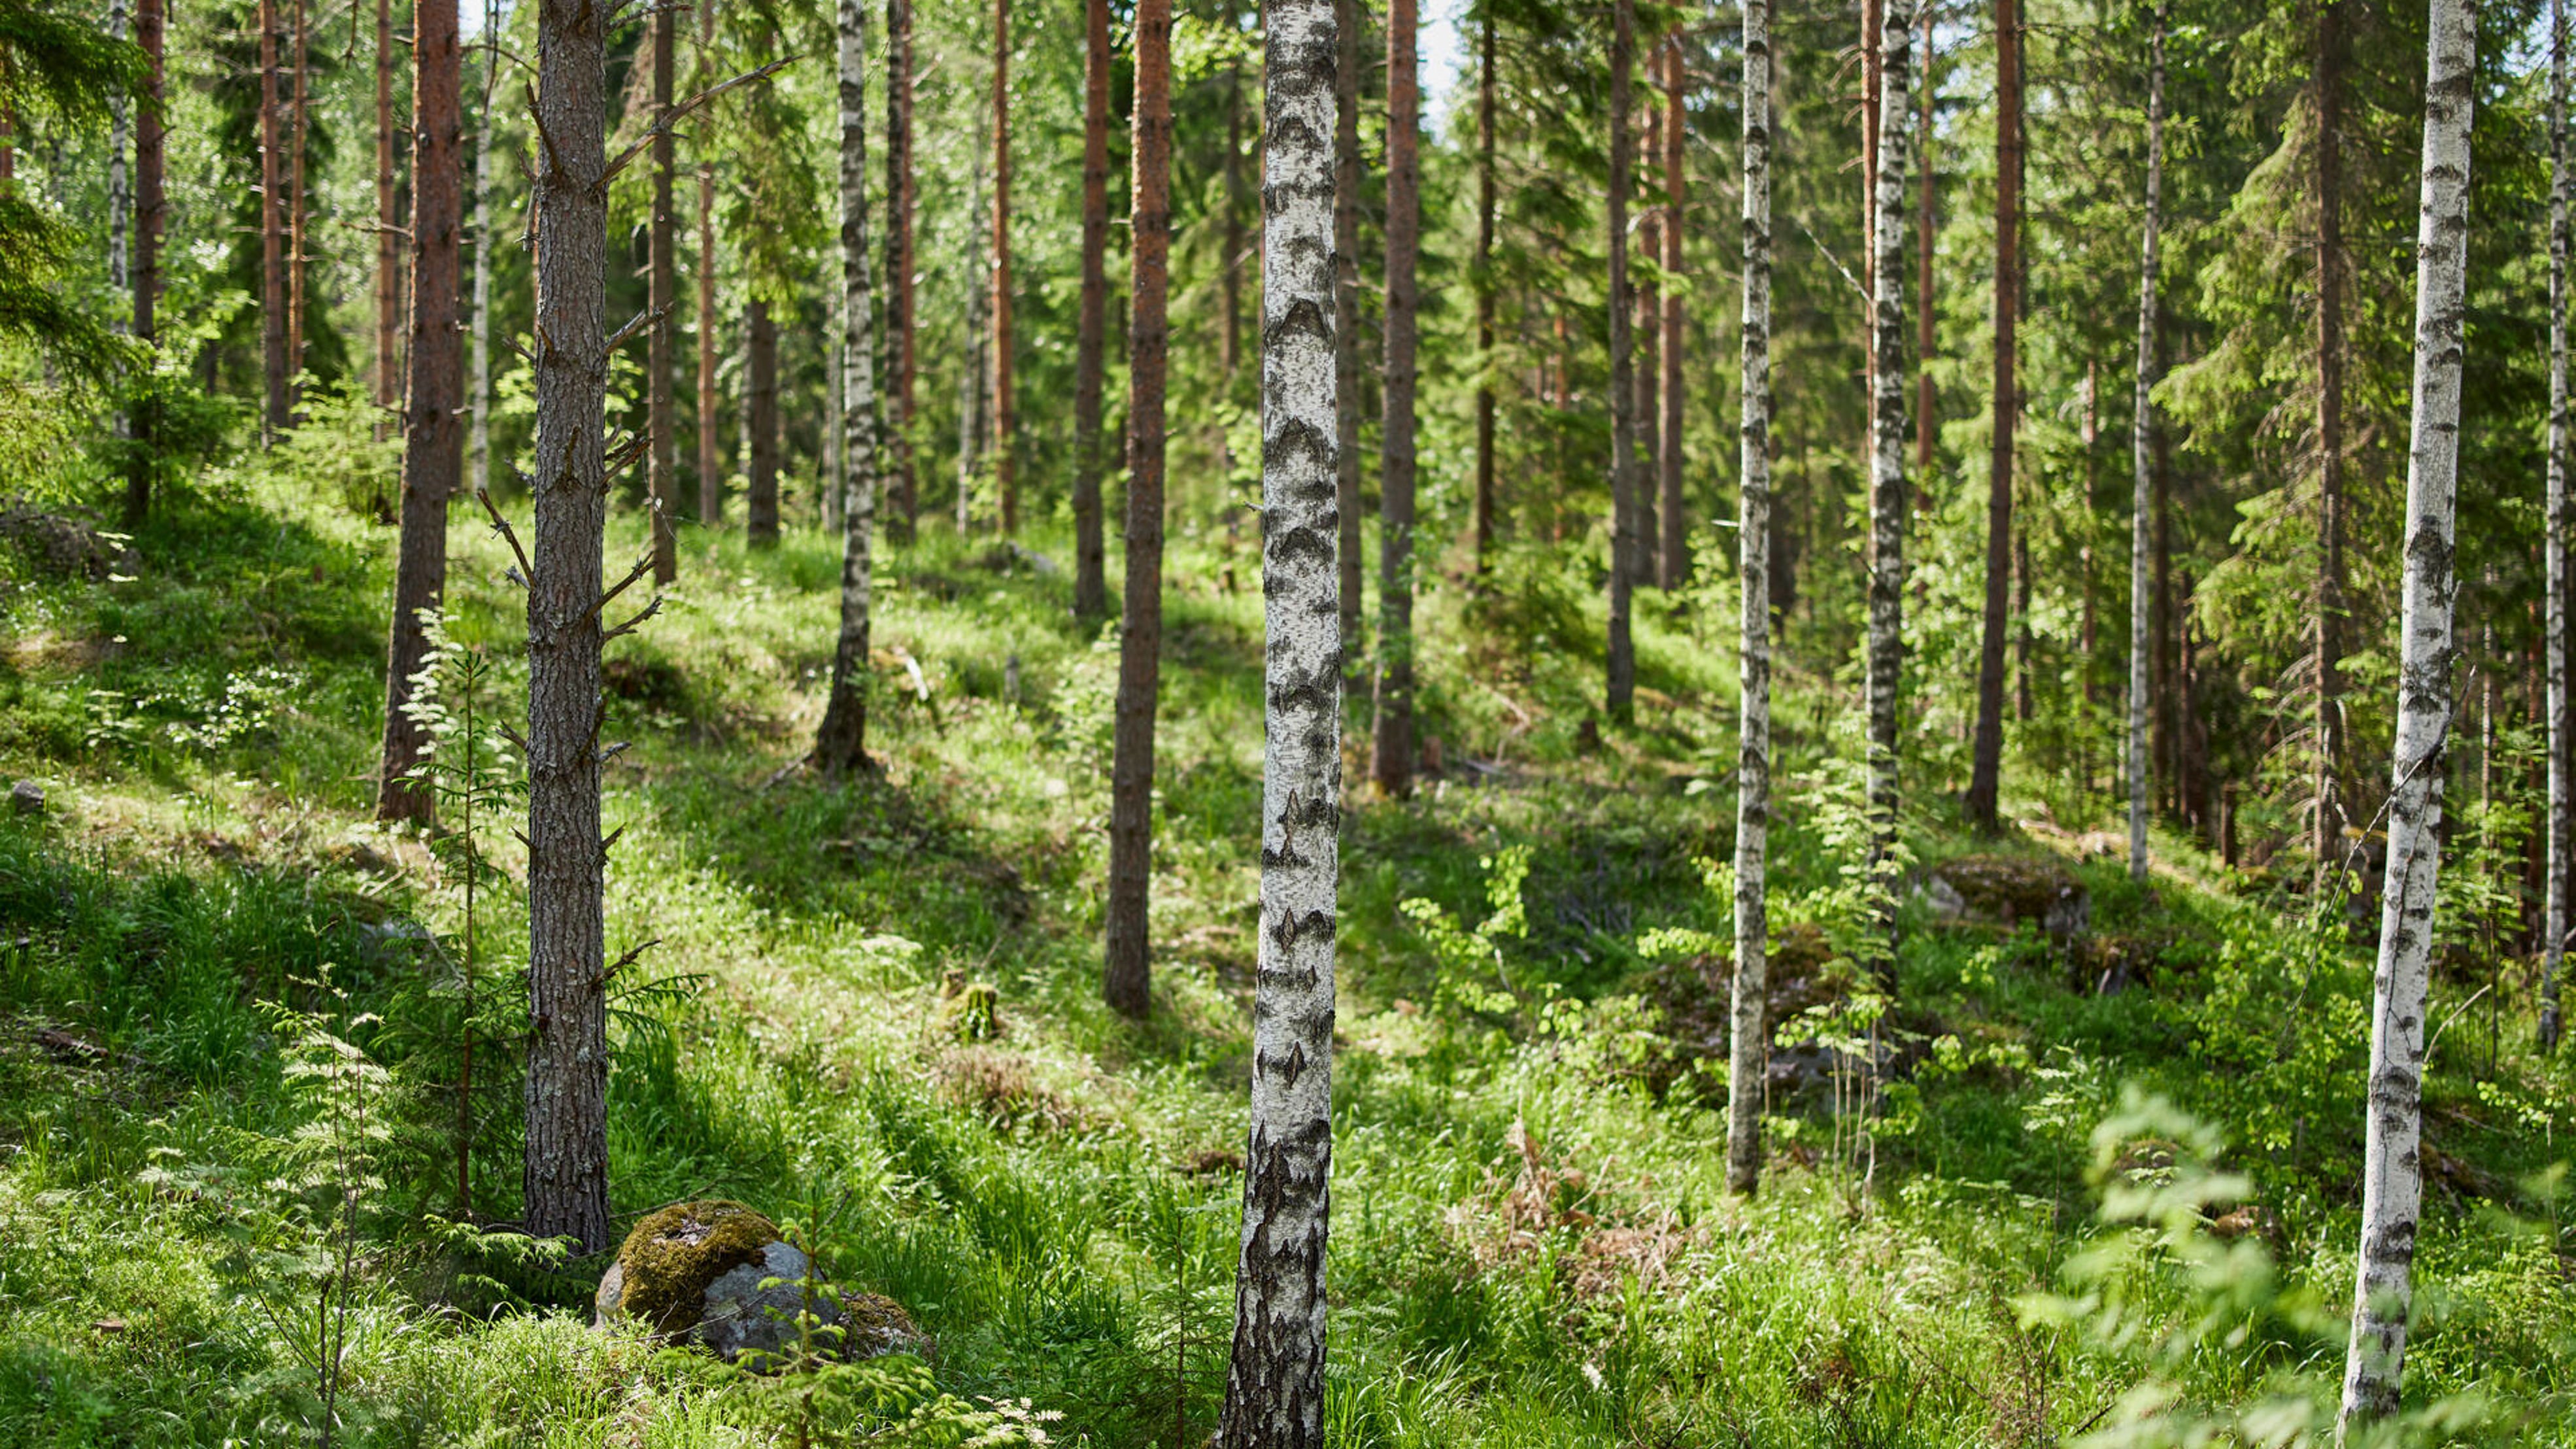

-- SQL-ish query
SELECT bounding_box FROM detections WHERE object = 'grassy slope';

[0,474,2570,1446]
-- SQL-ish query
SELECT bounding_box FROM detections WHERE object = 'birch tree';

[990,0,1015,534]
[1965,0,2014,831]
[1604,0,1637,721]
[2339,0,2475,1423]
[1372,0,1419,794]
[813,0,881,778]
[1218,0,1337,1432]
[2127,3,2164,886]
[1864,0,1914,951]
[1727,0,1772,1200]
[884,0,917,542]
[2544,0,2568,1053]
[1332,0,1364,653]
[647,3,678,584]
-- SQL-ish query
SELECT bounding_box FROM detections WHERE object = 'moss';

[609,1201,780,1339]
[1931,853,2080,923]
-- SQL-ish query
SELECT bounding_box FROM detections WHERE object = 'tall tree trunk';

[1861,0,1879,373]
[2546,0,2569,1051]
[1072,0,1111,617]
[1965,0,2016,831]
[377,0,400,430]
[469,1,501,502]
[1333,0,1363,651]
[1223,69,1244,382]
[695,0,721,525]
[107,0,126,307]
[379,0,464,826]
[958,141,987,531]
[815,0,882,776]
[2013,528,2032,719]
[1914,0,1933,474]
[1727,0,1773,1199]
[1104,0,1173,1019]
[1604,0,1637,721]
[1218,1,1336,1434]
[991,0,1015,534]
[259,0,287,441]
[524,0,616,1255]
[2339,0,2473,1422]
[746,299,779,545]
[1374,0,1419,791]
[2128,3,2163,886]
[1863,2,1914,965]
[1635,86,1659,583]
[1470,5,1495,573]
[2314,0,2349,883]
[885,0,917,542]
[647,6,677,582]
[289,0,309,415]
[1658,34,1686,589]
[121,0,162,526]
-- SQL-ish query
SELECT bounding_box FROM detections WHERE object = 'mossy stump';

[593,1199,923,1368]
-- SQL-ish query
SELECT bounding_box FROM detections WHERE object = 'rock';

[594,1200,923,1368]
[10,780,41,816]
[1915,853,2089,951]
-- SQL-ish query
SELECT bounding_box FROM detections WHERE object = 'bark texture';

[1727,0,1772,1200]
[885,0,917,541]
[2314,0,2349,880]
[259,0,287,439]
[2547,0,2569,1052]
[469,5,498,500]
[1470,7,1495,572]
[745,299,779,545]
[1604,0,1636,721]
[377,0,466,827]
[1072,0,1111,618]
[814,0,882,777]
[1104,0,1173,1019]
[524,0,615,1255]
[1372,0,1419,792]
[1657,35,1686,590]
[990,0,1015,534]
[1965,0,2014,831]
[376,0,399,425]
[2339,0,2473,1423]
[122,0,163,526]
[1332,0,1363,651]
[1217,1,1338,1436]
[2129,5,2163,886]
[1865,1,1914,932]
[1914,0,1933,473]
[695,0,721,525]
[647,6,677,583]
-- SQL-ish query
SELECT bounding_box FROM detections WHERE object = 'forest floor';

[0,469,2572,1446]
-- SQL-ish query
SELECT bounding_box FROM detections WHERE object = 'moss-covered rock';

[594,1200,926,1369]
[596,1201,781,1341]
[1916,853,2090,949]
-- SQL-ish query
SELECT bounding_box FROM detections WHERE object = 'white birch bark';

[814,0,881,776]
[106,0,127,305]
[1863,0,1914,947]
[2543,0,2569,1052]
[2339,0,2475,1425]
[1727,0,1772,1199]
[2127,4,2164,887]
[1217,0,1337,1435]
[469,1,505,498]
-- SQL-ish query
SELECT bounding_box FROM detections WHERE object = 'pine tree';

[1471,2,1495,573]
[468,0,503,503]
[2547,0,2569,1052]
[259,0,286,439]
[122,0,164,526]
[1603,0,1636,721]
[375,0,399,430]
[2313,0,2350,883]
[1657,33,1685,589]
[2127,1,2164,886]
[1072,0,1111,618]
[1105,0,1174,1019]
[1965,0,2016,832]
[1217,0,1336,1433]
[2339,0,2474,1422]
[746,298,778,545]
[1373,0,1419,792]
[695,0,722,526]
[647,4,678,583]
[814,0,881,778]
[1726,0,1771,1201]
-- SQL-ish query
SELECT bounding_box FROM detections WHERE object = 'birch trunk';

[2339,0,2473,1423]
[885,0,917,542]
[647,6,677,583]
[1604,0,1637,721]
[1072,0,1111,617]
[1727,0,1772,1200]
[1865,0,1915,947]
[259,0,287,441]
[1964,0,2014,831]
[523,0,615,1254]
[122,0,162,526]
[1104,0,1174,1019]
[2315,0,2350,882]
[2127,5,2163,886]
[1470,7,1495,573]
[814,0,881,777]
[107,0,126,304]
[696,0,722,525]
[2547,0,2569,1052]
[377,0,465,827]
[1332,0,1364,652]
[991,0,1014,535]
[1372,0,1419,793]
[469,4,500,502]
[1217,0,1337,1433]
[1914,0,1933,474]
[377,0,400,427]
[1658,35,1686,590]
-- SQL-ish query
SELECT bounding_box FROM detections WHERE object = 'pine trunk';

[1727,0,1772,1199]
[1470,7,1495,572]
[469,6,498,501]
[523,0,615,1255]
[2339,0,2473,1422]
[1223,74,1244,381]
[377,0,465,826]
[2014,529,2032,720]
[1217,0,1337,1435]
[695,0,722,525]
[647,9,677,582]
[289,0,309,416]
[885,0,917,542]
[107,0,126,305]
[1072,0,1111,617]
[2315,0,2349,881]
[259,0,287,440]
[2546,0,2569,1050]
[1658,35,1686,589]
[991,0,1015,534]
[746,300,779,545]
[1914,0,1933,473]
[1373,0,1419,791]
[1865,2,1915,944]
[1332,0,1364,651]
[121,0,162,526]
[1965,0,2015,831]
[377,0,400,428]
[814,0,882,777]
[1104,0,1173,1019]
[1604,0,1636,721]
[2127,5,2163,885]
[1635,82,1659,585]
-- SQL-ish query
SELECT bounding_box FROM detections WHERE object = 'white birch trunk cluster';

[1727,0,1772,1199]
[2339,0,2475,1425]
[2128,5,2164,887]
[1863,0,1914,936]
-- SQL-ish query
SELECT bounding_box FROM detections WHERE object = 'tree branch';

[600,56,796,188]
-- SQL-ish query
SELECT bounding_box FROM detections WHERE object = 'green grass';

[0,466,2570,1444]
